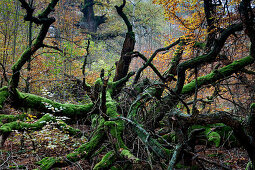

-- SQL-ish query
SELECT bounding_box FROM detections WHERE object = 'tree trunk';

[78,0,106,33]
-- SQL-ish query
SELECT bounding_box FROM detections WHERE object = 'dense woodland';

[0,0,255,169]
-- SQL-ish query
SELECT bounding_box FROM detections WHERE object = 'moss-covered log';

[18,91,94,120]
[37,78,138,169]
[0,113,75,134]
[114,116,171,159]
[37,122,106,169]
[0,113,81,146]
[0,114,26,126]
[169,109,255,168]
[0,86,94,120]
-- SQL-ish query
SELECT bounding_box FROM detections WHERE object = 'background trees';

[0,0,254,169]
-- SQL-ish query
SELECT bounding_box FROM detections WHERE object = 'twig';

[0,151,11,168]
[186,150,231,170]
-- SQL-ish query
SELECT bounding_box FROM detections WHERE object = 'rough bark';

[77,0,107,33]
[113,0,135,84]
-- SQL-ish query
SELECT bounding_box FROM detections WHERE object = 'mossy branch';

[37,123,106,170]
[112,116,170,159]
[93,150,116,170]
[175,23,243,94]
[169,109,255,165]
[181,56,254,95]
[0,113,81,146]
[167,144,182,170]
[10,0,59,91]
[0,87,94,121]
[18,90,94,120]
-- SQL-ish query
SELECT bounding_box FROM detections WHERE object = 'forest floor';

[0,129,249,169]
[0,106,250,169]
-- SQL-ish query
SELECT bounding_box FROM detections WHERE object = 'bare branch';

[133,38,180,85]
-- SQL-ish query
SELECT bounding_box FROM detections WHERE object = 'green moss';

[181,56,255,94]
[36,157,59,170]
[57,120,81,137]
[17,90,94,119]
[11,48,31,71]
[0,87,9,109]
[95,78,103,86]
[0,114,81,137]
[104,121,126,149]
[37,123,106,169]
[194,42,206,49]
[207,131,221,147]
[0,114,26,126]
[190,124,237,147]
[91,145,106,158]
[93,150,116,170]
[66,123,106,162]
[162,133,176,143]
[250,103,255,112]
[245,161,253,170]
[0,114,53,133]
[164,148,173,156]
[120,149,139,162]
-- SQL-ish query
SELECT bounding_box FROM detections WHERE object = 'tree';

[76,0,107,33]
[0,0,255,169]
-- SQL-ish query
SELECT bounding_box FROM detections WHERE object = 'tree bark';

[78,0,107,33]
[113,0,135,84]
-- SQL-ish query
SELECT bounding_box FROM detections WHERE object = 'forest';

[0,0,254,169]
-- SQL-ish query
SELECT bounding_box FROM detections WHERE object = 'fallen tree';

[0,0,255,169]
